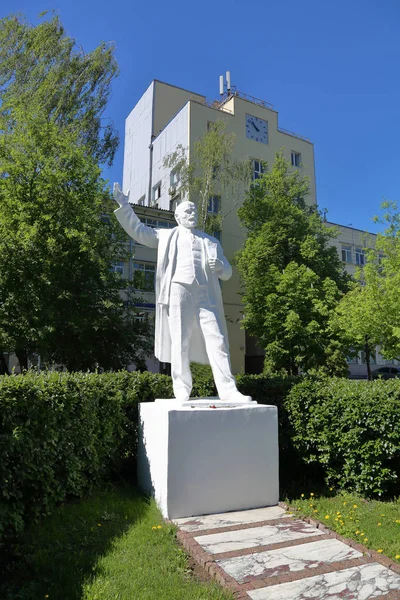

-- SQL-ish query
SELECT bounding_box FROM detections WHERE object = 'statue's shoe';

[221,391,253,403]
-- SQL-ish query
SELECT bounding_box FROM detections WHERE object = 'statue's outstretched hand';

[113,182,130,207]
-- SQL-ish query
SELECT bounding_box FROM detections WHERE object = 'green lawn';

[1,483,232,600]
[287,491,400,562]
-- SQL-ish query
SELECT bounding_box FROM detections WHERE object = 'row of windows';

[145,151,302,207]
[341,245,366,266]
[347,350,399,367]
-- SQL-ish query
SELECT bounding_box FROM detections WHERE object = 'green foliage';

[0,12,118,165]
[0,13,150,370]
[331,279,379,379]
[333,200,400,373]
[0,371,173,540]
[286,375,400,497]
[237,151,351,375]
[163,120,251,234]
[190,363,217,397]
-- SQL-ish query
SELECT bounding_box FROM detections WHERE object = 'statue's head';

[174,201,198,229]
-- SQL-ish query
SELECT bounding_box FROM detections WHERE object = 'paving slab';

[217,538,363,583]
[174,505,289,532]
[194,519,324,554]
[175,504,400,599]
[246,562,400,600]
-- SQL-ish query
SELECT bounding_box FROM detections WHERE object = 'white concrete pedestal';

[137,399,279,519]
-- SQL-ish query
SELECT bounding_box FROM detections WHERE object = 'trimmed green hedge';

[286,376,400,498]
[0,371,173,540]
[2,369,399,542]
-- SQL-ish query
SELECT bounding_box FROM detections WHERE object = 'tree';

[0,11,118,165]
[0,13,151,370]
[236,152,351,376]
[330,281,380,380]
[333,200,400,376]
[163,120,251,234]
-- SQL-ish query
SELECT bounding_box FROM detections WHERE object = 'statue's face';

[175,202,198,229]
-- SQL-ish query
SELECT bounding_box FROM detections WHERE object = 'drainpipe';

[148,141,154,205]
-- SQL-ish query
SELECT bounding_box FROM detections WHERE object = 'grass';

[1,483,233,600]
[287,490,400,562]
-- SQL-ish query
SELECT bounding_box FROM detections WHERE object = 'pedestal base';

[137,398,279,519]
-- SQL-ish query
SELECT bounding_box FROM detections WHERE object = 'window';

[137,195,145,206]
[141,217,175,229]
[361,350,376,364]
[207,196,220,214]
[170,170,181,187]
[151,182,161,206]
[355,247,366,266]
[341,245,352,263]
[252,159,266,180]
[346,350,359,364]
[170,195,181,212]
[291,151,301,167]
[133,262,156,292]
[112,261,125,276]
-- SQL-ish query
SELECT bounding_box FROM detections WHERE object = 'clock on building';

[245,114,268,144]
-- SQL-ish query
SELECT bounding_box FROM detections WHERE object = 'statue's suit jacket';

[114,203,232,364]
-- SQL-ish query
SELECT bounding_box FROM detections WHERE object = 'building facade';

[122,79,316,374]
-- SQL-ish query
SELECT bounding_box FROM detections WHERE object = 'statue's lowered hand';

[113,182,130,207]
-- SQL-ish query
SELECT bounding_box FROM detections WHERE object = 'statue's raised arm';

[113,182,159,249]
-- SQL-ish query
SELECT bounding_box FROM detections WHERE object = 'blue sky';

[3,0,400,232]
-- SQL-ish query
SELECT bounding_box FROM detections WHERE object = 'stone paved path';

[174,505,400,600]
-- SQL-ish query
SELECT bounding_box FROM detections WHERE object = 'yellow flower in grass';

[395,555,400,560]
[301,493,305,497]
[353,504,358,509]
[157,525,162,529]
[377,522,382,526]
[364,538,368,542]
[310,493,314,497]
[97,523,102,527]
[377,549,383,553]
[360,533,365,537]
[325,515,330,520]
[356,530,360,535]
[343,501,347,506]
[152,526,157,530]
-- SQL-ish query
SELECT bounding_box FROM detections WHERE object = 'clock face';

[246,114,268,144]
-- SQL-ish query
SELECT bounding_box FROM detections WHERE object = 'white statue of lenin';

[113,184,251,403]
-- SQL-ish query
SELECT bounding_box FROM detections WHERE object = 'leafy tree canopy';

[0,12,151,371]
[237,151,351,376]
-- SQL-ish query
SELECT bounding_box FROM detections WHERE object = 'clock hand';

[251,121,260,132]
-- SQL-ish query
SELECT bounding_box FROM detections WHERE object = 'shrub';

[286,376,400,497]
[0,370,173,541]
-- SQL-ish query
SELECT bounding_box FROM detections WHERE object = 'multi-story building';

[122,78,316,374]
[121,77,396,378]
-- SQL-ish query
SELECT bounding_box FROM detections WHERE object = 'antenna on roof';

[219,75,224,96]
[219,71,235,97]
